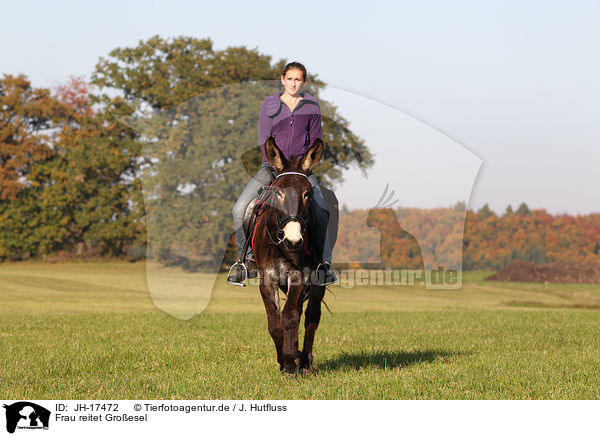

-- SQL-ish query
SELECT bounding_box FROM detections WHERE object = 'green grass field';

[1,261,600,399]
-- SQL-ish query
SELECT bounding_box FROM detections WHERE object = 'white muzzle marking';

[282,221,302,244]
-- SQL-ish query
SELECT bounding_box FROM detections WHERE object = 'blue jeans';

[232,162,332,263]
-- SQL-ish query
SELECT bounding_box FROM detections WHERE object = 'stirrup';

[227,261,248,287]
[311,261,338,286]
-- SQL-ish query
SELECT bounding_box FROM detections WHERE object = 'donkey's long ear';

[264,136,287,172]
[300,138,323,172]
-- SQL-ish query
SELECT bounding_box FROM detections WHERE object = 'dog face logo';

[3,402,50,434]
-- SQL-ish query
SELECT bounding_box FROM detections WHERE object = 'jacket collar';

[266,92,317,117]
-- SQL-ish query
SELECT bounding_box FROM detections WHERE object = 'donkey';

[253,136,326,374]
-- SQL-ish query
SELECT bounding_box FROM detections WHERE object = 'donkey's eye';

[275,189,283,199]
[303,190,311,201]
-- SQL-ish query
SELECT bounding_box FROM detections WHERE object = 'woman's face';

[281,69,306,97]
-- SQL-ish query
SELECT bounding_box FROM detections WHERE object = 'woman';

[228,62,337,286]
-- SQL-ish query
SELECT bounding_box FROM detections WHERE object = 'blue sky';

[3,0,599,214]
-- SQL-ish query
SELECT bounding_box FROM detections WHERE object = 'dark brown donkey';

[253,136,326,375]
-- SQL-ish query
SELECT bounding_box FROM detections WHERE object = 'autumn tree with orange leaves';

[0,74,67,200]
[0,74,144,260]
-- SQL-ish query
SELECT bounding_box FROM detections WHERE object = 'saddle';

[242,196,260,240]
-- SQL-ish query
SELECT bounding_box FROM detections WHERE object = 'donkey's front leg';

[281,270,304,374]
[259,275,284,371]
[300,284,326,375]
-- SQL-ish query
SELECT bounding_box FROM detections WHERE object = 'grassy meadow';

[1,261,599,399]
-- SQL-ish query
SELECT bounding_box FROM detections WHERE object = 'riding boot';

[245,250,257,279]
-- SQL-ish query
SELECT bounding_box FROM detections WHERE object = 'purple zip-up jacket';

[258,91,322,163]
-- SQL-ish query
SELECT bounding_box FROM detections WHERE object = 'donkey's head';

[264,136,323,251]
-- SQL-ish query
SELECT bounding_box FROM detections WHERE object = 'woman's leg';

[306,173,337,285]
[306,174,333,264]
[232,162,274,260]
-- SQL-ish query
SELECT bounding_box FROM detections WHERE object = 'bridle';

[275,171,308,180]
[234,170,313,285]
[263,171,312,249]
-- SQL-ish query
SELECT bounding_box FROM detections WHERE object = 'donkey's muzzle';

[278,215,307,250]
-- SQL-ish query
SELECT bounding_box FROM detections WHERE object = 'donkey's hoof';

[299,366,311,376]
[281,368,297,378]
[300,352,313,369]
[282,361,297,375]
